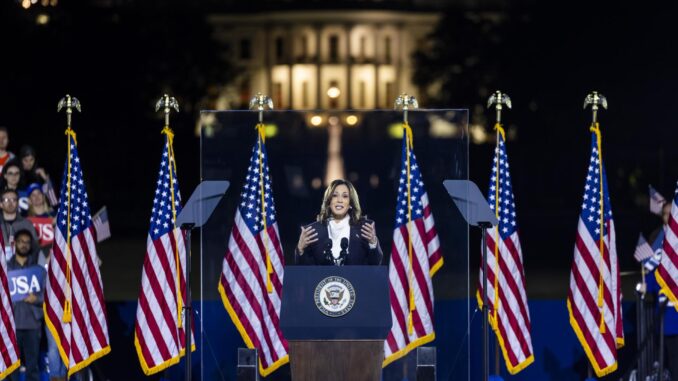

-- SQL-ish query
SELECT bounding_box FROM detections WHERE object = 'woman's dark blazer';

[296,218,383,265]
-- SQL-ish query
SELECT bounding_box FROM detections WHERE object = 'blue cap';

[26,183,42,196]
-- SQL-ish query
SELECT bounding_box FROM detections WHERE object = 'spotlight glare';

[310,115,323,126]
[36,14,50,25]
[327,87,341,99]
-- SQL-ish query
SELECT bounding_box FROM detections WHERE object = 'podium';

[200,108,471,380]
[280,266,391,381]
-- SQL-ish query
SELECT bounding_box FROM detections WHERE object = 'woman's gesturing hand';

[297,226,318,254]
[360,221,378,246]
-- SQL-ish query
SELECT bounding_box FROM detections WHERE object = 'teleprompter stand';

[443,180,498,381]
[175,180,230,381]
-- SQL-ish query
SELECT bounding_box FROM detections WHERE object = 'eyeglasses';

[1,198,17,203]
[5,172,19,176]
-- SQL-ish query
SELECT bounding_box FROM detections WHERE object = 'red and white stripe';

[44,226,110,376]
[634,234,655,263]
[383,193,442,366]
[567,218,622,377]
[656,190,678,312]
[0,234,19,380]
[135,229,193,374]
[478,230,534,373]
[43,180,58,208]
[218,212,288,376]
[611,221,624,347]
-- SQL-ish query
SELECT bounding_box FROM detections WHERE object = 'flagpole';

[584,91,609,335]
[486,91,512,381]
[182,224,194,381]
[480,221,491,381]
[155,95,193,380]
[395,94,419,336]
[658,297,667,380]
[155,95,184,331]
[583,92,610,380]
[635,269,646,380]
[57,94,81,324]
[249,93,274,293]
[495,343,500,376]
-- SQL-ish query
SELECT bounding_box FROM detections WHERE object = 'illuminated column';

[396,23,404,98]
[287,27,295,108]
[264,25,272,96]
[315,24,322,108]
[324,116,345,185]
[345,23,352,109]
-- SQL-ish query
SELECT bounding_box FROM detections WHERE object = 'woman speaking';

[296,179,382,265]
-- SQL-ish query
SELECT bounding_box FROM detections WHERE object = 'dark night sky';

[2,0,678,298]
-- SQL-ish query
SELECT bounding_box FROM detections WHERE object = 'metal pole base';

[416,346,436,381]
[237,348,259,381]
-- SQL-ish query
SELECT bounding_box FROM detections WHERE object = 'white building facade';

[209,10,440,110]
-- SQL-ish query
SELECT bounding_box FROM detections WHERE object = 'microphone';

[323,240,333,265]
[340,237,349,251]
[336,237,348,266]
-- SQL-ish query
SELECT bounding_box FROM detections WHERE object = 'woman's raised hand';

[360,221,377,245]
[297,226,318,254]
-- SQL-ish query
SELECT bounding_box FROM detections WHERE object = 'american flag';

[92,206,111,243]
[655,181,678,312]
[634,233,660,272]
[0,233,20,379]
[649,184,666,216]
[567,125,623,377]
[383,130,442,366]
[134,132,193,375]
[218,132,288,376]
[42,180,59,208]
[477,126,533,374]
[44,132,110,377]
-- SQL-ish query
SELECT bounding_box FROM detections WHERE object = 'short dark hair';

[2,160,20,175]
[14,230,32,243]
[0,126,7,134]
[1,188,18,199]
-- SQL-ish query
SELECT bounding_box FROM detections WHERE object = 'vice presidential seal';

[314,276,356,317]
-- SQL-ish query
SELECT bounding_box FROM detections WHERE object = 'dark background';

[3,0,676,299]
[1,0,677,299]
[2,1,677,380]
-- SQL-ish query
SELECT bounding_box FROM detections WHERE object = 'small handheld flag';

[649,185,667,216]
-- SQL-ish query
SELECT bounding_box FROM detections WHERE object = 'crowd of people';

[0,126,65,381]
